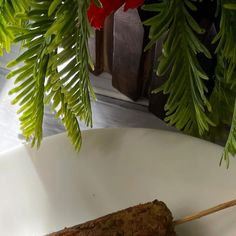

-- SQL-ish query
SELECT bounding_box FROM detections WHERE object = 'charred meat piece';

[47,200,176,236]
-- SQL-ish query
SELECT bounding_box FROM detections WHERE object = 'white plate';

[0,128,236,236]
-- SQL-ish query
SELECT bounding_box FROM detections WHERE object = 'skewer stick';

[173,199,236,226]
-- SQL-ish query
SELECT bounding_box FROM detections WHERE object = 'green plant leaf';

[144,0,213,136]
[213,1,236,166]
[223,3,236,10]
[6,0,94,151]
[93,0,103,8]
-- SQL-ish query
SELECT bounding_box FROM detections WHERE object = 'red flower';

[87,0,144,29]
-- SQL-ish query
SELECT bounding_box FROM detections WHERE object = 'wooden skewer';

[173,199,236,226]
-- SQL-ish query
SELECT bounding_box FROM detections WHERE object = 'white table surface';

[0,128,235,236]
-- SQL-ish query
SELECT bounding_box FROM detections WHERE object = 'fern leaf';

[145,0,214,136]
[213,0,236,165]
[221,99,236,168]
[0,0,31,53]
[7,0,94,151]
[45,70,82,152]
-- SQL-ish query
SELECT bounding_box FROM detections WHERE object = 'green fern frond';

[144,0,214,136]
[213,0,236,166]
[7,0,94,151]
[208,54,235,145]
[7,1,53,147]
[221,99,236,168]
[210,53,235,127]
[44,0,94,150]
[0,0,29,55]
[214,1,236,85]
[45,70,82,152]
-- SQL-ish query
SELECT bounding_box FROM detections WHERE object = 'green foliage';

[6,0,94,151]
[143,0,214,136]
[0,0,236,167]
[144,0,236,166]
[0,0,29,55]
[213,0,236,166]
